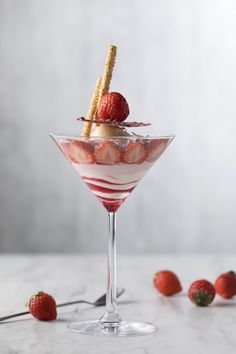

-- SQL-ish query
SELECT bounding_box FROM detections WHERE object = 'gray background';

[0,0,236,253]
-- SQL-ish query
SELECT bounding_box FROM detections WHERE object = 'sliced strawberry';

[60,140,94,164]
[123,141,147,164]
[146,139,167,162]
[95,141,121,164]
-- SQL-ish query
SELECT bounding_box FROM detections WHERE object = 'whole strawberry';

[188,279,215,306]
[97,92,129,122]
[215,271,236,299]
[28,291,57,321]
[153,270,182,296]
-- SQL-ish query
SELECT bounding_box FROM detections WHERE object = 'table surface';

[0,254,236,354]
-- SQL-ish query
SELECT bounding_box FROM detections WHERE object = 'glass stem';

[99,212,122,329]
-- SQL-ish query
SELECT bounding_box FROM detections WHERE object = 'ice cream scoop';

[90,124,130,137]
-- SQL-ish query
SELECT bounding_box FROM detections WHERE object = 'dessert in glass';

[50,45,174,336]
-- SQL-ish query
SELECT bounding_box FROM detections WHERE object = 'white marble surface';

[0,254,236,354]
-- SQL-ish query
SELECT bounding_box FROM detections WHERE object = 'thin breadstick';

[96,45,117,120]
[82,77,102,137]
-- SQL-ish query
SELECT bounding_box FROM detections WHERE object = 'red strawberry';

[147,139,167,162]
[188,280,215,306]
[123,141,147,164]
[153,270,182,296]
[97,92,129,122]
[215,271,236,299]
[95,141,121,164]
[60,140,94,164]
[28,291,57,321]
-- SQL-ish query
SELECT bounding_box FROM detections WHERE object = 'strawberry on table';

[188,279,215,306]
[153,270,182,296]
[97,92,129,122]
[215,271,236,299]
[28,291,57,321]
[60,140,94,164]
[123,141,147,164]
[95,141,121,164]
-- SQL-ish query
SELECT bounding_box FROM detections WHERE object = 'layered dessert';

[59,136,169,211]
[57,45,172,212]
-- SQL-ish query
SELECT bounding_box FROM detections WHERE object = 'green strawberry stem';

[193,289,213,306]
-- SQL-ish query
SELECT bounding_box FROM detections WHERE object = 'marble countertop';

[0,254,236,354]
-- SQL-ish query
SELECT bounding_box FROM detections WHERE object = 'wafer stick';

[96,45,117,124]
[82,77,102,137]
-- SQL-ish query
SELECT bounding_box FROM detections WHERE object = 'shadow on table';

[213,300,236,308]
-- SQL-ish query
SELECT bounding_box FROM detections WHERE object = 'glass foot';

[67,320,157,336]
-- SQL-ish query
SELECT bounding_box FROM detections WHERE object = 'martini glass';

[50,134,174,336]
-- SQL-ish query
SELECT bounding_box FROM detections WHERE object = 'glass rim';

[49,133,175,140]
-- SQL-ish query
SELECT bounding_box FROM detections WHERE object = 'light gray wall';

[1,0,236,253]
